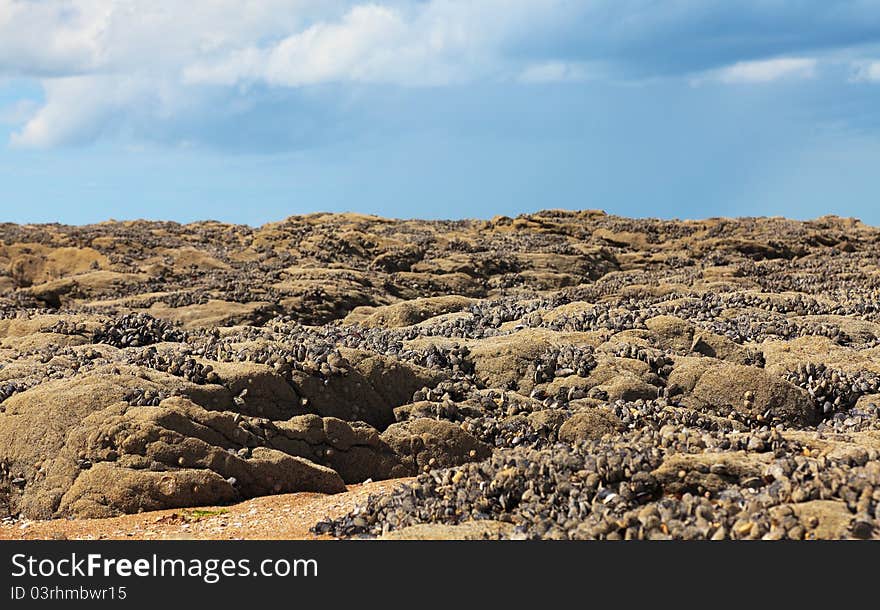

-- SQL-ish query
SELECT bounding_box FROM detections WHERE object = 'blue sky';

[1,1,880,225]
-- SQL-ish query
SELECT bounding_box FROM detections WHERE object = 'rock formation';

[1,210,879,539]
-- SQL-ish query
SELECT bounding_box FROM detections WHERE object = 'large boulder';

[270,415,402,483]
[672,361,815,425]
[291,351,445,429]
[10,393,347,518]
[147,300,276,329]
[345,296,476,328]
[381,418,491,475]
[559,407,625,443]
[468,329,598,393]
[645,315,755,364]
[208,361,304,420]
[652,452,771,496]
[0,369,231,478]
[0,356,467,518]
[56,465,238,519]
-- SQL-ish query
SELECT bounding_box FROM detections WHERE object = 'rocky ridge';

[1,210,879,539]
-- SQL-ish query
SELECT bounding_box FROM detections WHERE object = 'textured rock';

[345,296,476,328]
[57,465,238,519]
[686,362,815,425]
[209,361,304,420]
[2,211,880,539]
[558,407,625,442]
[381,419,491,475]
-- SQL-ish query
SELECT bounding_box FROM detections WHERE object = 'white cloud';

[0,0,105,76]
[3,0,570,147]
[185,5,419,86]
[183,2,549,87]
[710,57,818,84]
[10,75,194,148]
[0,0,333,76]
[0,1,875,148]
[850,60,880,82]
[517,61,593,84]
[0,98,37,125]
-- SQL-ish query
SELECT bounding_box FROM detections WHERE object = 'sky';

[1,1,880,226]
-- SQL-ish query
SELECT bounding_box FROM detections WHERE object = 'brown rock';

[381,418,490,475]
[558,407,625,443]
[687,362,815,425]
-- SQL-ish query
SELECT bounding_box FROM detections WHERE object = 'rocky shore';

[1,210,879,539]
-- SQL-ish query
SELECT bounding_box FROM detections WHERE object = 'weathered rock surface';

[558,407,625,442]
[1,211,879,539]
[381,418,491,474]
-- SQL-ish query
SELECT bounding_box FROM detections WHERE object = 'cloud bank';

[2,0,880,148]
[711,58,818,84]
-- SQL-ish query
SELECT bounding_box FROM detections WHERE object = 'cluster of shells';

[784,363,880,415]
[92,313,186,348]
